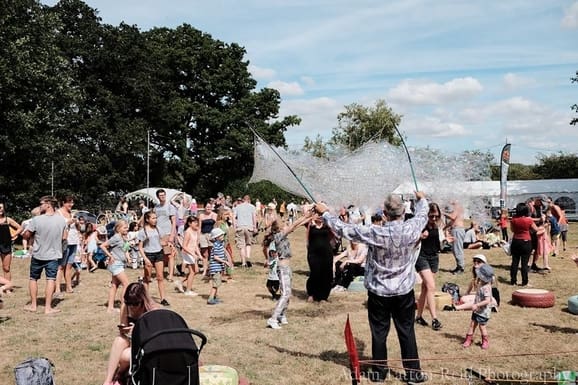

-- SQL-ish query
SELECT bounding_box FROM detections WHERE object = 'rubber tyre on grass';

[511,288,555,308]
[567,295,578,315]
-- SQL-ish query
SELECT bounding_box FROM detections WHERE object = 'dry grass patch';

[1,224,578,384]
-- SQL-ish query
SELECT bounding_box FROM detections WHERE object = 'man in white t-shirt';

[233,195,257,268]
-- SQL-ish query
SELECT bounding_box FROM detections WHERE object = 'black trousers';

[367,290,421,377]
[510,238,532,286]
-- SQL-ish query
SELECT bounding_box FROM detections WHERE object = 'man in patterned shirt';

[315,191,428,384]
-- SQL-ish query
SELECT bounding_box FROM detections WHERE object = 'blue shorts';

[107,261,125,276]
[59,244,78,267]
[30,258,59,280]
[471,312,489,325]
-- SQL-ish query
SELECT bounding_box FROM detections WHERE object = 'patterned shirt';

[474,282,492,319]
[322,198,428,297]
[209,239,225,274]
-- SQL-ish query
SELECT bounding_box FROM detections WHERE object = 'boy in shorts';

[207,228,231,305]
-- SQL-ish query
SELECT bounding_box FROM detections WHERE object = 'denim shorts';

[59,244,78,267]
[107,261,125,276]
[471,312,489,325]
[30,258,59,280]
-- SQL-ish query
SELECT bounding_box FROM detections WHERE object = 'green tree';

[302,134,329,159]
[329,99,402,151]
[0,0,77,213]
[533,152,578,179]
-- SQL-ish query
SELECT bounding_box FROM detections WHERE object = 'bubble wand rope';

[393,123,419,191]
[246,122,317,203]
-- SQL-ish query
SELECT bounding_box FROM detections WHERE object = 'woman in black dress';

[306,214,335,302]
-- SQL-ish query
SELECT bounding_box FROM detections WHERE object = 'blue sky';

[44,0,578,165]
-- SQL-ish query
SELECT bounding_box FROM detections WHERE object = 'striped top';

[209,239,225,274]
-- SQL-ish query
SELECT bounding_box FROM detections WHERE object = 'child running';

[462,263,494,349]
[100,220,131,313]
[266,209,313,329]
[174,216,201,297]
[206,228,232,305]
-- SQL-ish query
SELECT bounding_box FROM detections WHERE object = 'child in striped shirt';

[207,228,231,305]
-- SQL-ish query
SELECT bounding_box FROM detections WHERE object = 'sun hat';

[476,264,494,283]
[472,254,487,264]
[209,228,225,240]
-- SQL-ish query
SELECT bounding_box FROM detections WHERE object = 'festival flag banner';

[499,143,511,209]
[344,315,360,384]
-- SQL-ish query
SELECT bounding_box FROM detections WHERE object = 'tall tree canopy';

[0,0,299,214]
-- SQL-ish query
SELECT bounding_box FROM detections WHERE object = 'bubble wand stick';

[393,123,419,191]
[246,122,317,203]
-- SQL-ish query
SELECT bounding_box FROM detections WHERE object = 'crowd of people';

[0,189,574,384]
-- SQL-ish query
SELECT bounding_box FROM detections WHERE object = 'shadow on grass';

[0,316,11,323]
[266,337,368,368]
[492,263,511,271]
[292,269,310,277]
[530,322,578,334]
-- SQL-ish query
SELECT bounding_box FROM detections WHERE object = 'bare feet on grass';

[23,305,37,313]
[45,308,61,315]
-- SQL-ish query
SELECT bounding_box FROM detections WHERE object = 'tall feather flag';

[344,315,360,384]
[499,143,511,209]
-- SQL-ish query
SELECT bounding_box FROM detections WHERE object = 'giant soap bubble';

[250,137,493,221]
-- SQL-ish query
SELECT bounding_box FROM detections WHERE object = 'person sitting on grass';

[206,228,232,305]
[444,254,499,312]
[331,240,367,293]
[102,281,158,385]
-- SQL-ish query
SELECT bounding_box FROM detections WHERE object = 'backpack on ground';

[14,357,55,385]
[130,309,207,385]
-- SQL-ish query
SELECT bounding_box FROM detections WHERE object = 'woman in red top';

[509,203,538,286]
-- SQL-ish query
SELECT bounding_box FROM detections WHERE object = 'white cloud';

[279,97,341,145]
[403,116,469,138]
[387,77,483,105]
[300,76,316,87]
[248,64,276,80]
[266,80,304,96]
[562,2,578,29]
[502,73,535,90]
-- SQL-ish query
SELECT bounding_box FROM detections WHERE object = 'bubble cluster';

[250,138,493,220]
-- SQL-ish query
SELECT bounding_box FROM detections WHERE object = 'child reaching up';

[462,264,494,349]
[266,208,313,330]
[207,228,232,305]
[263,233,280,300]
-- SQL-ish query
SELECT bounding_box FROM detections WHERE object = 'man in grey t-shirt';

[22,195,67,314]
[233,195,257,267]
[154,189,177,280]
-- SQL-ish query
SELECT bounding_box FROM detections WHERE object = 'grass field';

[1,223,578,385]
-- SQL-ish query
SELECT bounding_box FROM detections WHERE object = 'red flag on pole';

[344,314,360,384]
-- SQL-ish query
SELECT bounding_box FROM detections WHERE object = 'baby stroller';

[130,309,207,385]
